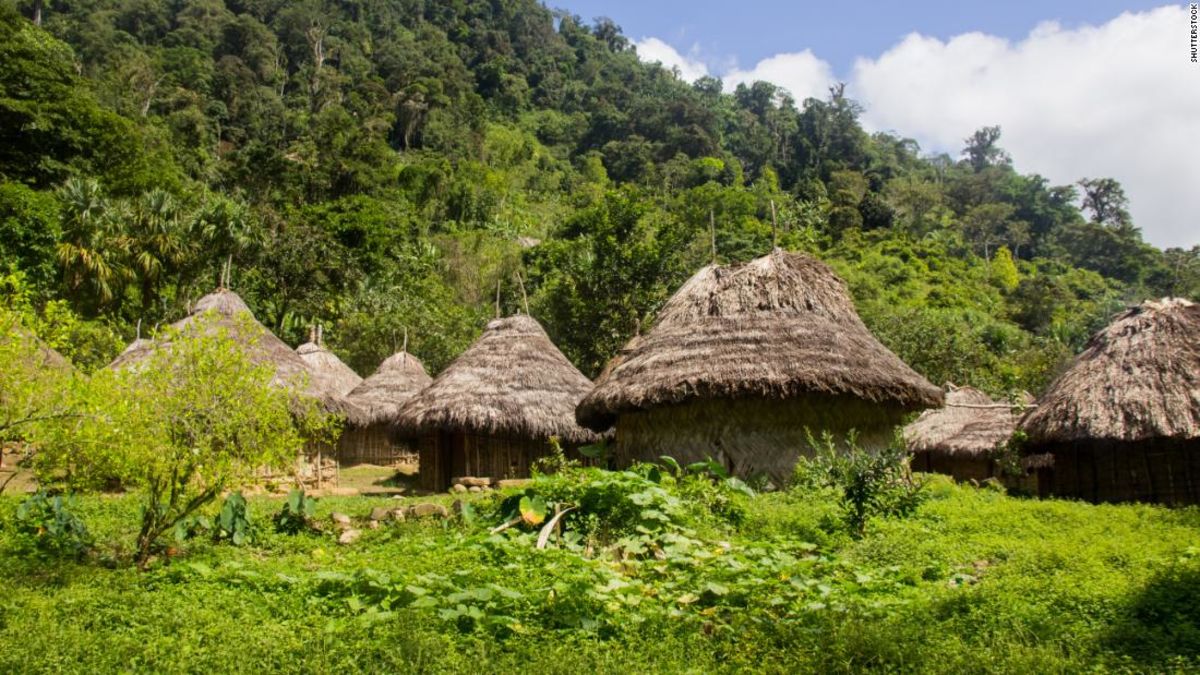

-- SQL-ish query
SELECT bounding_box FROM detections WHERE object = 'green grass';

[2,477,1198,673]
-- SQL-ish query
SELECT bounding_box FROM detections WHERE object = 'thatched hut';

[340,350,432,466]
[395,315,602,492]
[577,249,943,484]
[107,288,354,417]
[295,329,362,400]
[1019,298,1200,505]
[905,385,1033,482]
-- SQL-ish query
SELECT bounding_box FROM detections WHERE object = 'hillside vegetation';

[1,0,1196,390]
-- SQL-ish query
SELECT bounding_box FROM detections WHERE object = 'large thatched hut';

[395,315,602,492]
[577,249,942,483]
[1019,298,1200,504]
[340,350,432,466]
[905,385,1033,482]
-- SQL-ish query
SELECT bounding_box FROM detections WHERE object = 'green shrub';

[793,431,926,537]
[11,490,91,557]
[213,492,253,546]
[273,488,317,535]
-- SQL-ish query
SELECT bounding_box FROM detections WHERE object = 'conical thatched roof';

[1021,298,1200,444]
[345,351,432,426]
[577,250,943,430]
[395,315,601,444]
[905,386,1034,457]
[107,288,355,417]
[296,339,363,399]
[107,338,152,370]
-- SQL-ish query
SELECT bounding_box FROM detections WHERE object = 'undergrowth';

[1,469,1198,673]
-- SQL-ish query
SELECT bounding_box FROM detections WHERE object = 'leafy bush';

[273,488,318,535]
[793,431,926,537]
[213,492,253,546]
[11,491,91,557]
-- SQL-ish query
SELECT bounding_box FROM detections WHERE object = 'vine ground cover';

[1,474,1198,673]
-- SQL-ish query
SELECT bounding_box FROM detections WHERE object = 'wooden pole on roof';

[495,279,502,318]
[709,209,717,263]
[770,199,779,249]
[515,271,530,316]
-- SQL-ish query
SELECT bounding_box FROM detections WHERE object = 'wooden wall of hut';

[909,452,1000,484]
[336,426,418,467]
[416,432,594,492]
[1033,440,1200,505]
[613,396,905,485]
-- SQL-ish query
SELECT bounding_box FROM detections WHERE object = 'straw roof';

[905,386,1034,457]
[394,314,601,444]
[345,351,432,426]
[1021,297,1200,444]
[106,288,356,417]
[296,339,363,399]
[577,250,943,430]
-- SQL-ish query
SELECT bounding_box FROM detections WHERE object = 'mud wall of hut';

[1033,440,1200,505]
[613,396,906,485]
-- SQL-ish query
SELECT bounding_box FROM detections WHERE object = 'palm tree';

[55,178,121,312]
[120,189,189,313]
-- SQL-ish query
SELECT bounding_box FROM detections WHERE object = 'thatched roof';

[394,314,601,444]
[106,288,356,417]
[345,351,432,426]
[577,250,943,430]
[1021,298,1200,444]
[2,324,71,371]
[905,386,1033,457]
[296,339,363,399]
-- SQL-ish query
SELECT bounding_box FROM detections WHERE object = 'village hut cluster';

[96,251,1199,506]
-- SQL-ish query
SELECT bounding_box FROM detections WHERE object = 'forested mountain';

[2,0,1197,395]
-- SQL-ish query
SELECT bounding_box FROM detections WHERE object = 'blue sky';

[550,1,1168,76]
[546,2,1196,249]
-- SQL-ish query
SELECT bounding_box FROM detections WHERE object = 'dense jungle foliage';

[1,0,1197,392]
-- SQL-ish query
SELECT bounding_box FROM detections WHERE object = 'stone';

[451,499,464,515]
[390,508,407,522]
[368,520,380,530]
[451,484,468,494]
[453,476,493,488]
[330,512,352,528]
[496,479,532,489]
[369,507,391,521]
[337,529,361,545]
[409,502,449,519]
[468,486,482,493]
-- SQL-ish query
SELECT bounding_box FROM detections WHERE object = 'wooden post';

[709,209,717,263]
[515,271,530,315]
[770,199,779,249]
[495,279,502,318]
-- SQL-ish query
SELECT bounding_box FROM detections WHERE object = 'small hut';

[905,385,1033,482]
[1019,298,1200,505]
[106,288,357,485]
[106,288,343,407]
[295,328,362,401]
[576,249,943,484]
[340,350,432,466]
[395,315,602,492]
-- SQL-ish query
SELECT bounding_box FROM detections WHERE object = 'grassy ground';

[1,476,1198,673]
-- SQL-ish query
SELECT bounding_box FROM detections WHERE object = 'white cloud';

[724,50,837,103]
[850,6,1198,248]
[634,7,1198,248]
[633,37,709,83]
